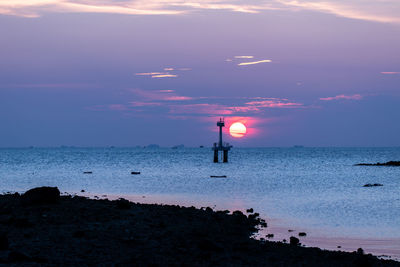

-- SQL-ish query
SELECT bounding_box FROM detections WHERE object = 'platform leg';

[223,150,228,163]
[214,150,219,163]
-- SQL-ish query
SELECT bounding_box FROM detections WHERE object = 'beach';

[1,187,399,266]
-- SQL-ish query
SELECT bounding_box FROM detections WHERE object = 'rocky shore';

[0,187,399,266]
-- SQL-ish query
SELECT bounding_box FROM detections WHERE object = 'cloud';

[238,59,272,66]
[1,0,400,24]
[277,0,400,24]
[319,94,363,101]
[235,56,254,59]
[130,101,161,107]
[109,104,128,111]
[151,74,178,78]
[170,104,234,115]
[131,88,192,101]
[245,100,303,108]
[135,72,177,78]
[381,72,400,75]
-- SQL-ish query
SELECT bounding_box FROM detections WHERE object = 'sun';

[229,122,247,138]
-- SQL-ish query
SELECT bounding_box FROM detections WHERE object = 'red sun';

[229,122,247,138]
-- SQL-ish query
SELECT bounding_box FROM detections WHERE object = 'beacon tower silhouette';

[212,118,232,163]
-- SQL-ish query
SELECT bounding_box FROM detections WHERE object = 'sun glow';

[229,122,247,138]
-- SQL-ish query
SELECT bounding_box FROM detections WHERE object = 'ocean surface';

[1,147,399,244]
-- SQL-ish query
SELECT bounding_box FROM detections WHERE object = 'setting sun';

[229,122,247,138]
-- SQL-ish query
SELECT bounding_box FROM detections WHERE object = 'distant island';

[355,161,400,166]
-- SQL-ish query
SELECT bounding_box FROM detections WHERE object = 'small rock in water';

[266,234,274,238]
[337,245,342,248]
[298,232,307,237]
[81,189,85,193]
[363,183,383,187]
[288,229,294,232]
[246,208,254,213]
[290,236,300,246]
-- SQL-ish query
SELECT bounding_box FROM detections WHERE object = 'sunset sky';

[1,0,400,147]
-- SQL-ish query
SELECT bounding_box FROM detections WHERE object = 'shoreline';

[81,192,400,261]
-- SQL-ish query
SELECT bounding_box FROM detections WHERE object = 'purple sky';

[1,1,400,147]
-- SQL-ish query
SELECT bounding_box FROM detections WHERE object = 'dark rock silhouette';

[131,171,141,175]
[0,188,398,266]
[299,232,307,237]
[21,186,60,205]
[0,234,8,250]
[355,161,400,166]
[363,184,383,187]
[290,236,300,246]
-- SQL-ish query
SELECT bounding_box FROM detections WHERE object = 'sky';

[0,0,400,147]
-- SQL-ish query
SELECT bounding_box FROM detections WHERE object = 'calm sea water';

[1,147,399,240]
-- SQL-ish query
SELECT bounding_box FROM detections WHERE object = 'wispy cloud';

[245,100,303,108]
[235,56,254,59]
[237,59,272,66]
[277,0,400,24]
[151,74,178,78]
[381,72,400,75]
[1,0,399,24]
[319,94,363,101]
[135,72,177,78]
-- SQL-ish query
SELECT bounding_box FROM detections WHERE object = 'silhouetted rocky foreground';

[0,187,399,266]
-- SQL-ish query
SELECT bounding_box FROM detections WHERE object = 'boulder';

[290,236,300,246]
[21,187,60,205]
[0,234,8,250]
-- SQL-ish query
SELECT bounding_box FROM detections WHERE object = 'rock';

[290,236,300,246]
[8,251,31,262]
[246,208,254,213]
[357,248,364,255]
[73,230,85,238]
[0,234,8,250]
[115,198,131,209]
[298,232,307,237]
[363,183,383,187]
[355,161,400,166]
[21,187,60,205]
[81,190,85,192]
[266,234,274,238]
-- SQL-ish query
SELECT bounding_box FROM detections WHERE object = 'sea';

[1,147,399,257]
